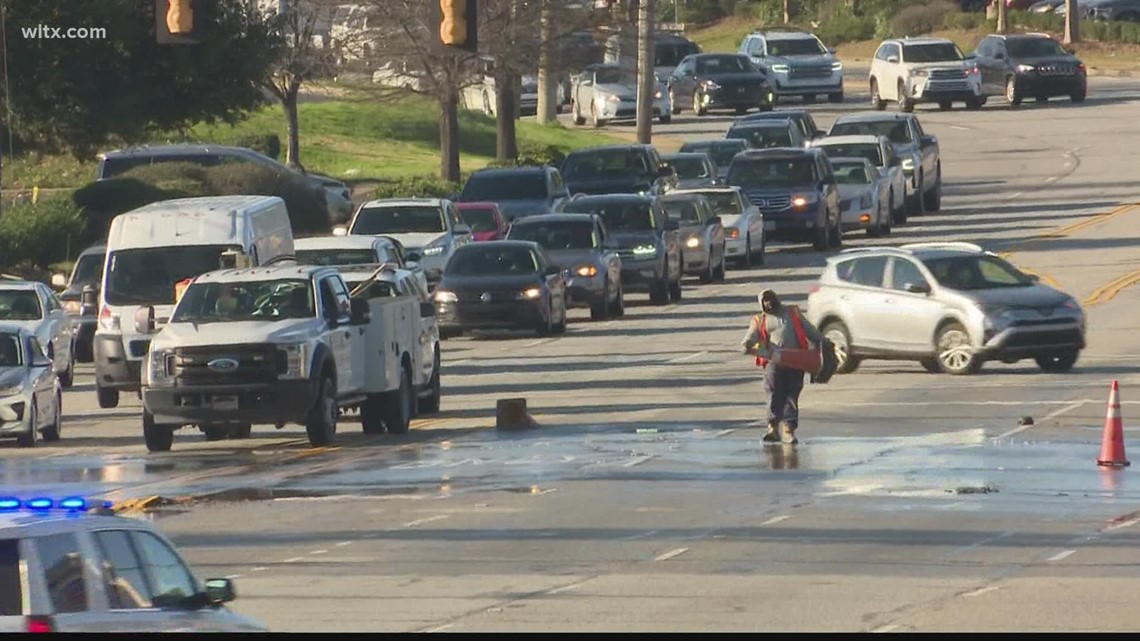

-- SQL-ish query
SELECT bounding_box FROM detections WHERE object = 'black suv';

[560,144,677,196]
[971,33,1087,106]
[725,147,841,252]
[561,194,683,304]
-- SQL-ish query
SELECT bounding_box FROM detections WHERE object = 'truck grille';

[172,344,279,386]
[789,65,832,78]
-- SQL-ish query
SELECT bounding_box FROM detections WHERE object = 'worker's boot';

[780,422,798,445]
[762,421,781,443]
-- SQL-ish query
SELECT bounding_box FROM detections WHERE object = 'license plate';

[763,220,776,231]
[211,395,239,411]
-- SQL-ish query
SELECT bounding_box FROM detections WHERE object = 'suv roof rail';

[838,246,912,257]
[898,242,985,253]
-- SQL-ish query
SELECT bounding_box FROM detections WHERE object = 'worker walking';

[741,289,825,444]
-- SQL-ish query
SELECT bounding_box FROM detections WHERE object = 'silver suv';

[738,30,844,103]
[0,496,267,632]
[805,243,1086,375]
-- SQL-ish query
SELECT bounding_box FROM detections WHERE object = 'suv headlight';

[574,265,598,278]
[685,236,701,248]
[1016,64,1036,74]
[434,290,457,303]
[0,385,21,398]
[631,244,658,256]
[703,80,721,91]
[771,64,789,73]
[912,68,930,78]
[146,349,173,386]
[831,62,843,71]
[518,286,542,300]
[901,158,915,172]
[277,343,309,380]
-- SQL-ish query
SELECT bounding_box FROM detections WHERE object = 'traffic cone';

[1098,380,1130,468]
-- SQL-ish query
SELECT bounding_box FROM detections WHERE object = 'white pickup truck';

[138,263,438,451]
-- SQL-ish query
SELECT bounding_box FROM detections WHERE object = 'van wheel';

[97,386,120,409]
[417,350,442,415]
[936,323,981,375]
[383,367,414,435]
[305,375,337,447]
[361,394,386,434]
[822,322,860,374]
[143,408,175,452]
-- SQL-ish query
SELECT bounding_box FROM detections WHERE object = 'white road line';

[817,399,1126,408]
[1005,191,1025,200]
[761,515,790,526]
[283,557,304,563]
[623,455,655,467]
[715,428,737,437]
[310,549,328,555]
[668,350,707,363]
[1043,400,1087,421]
[871,624,902,633]
[949,125,971,131]
[1047,550,1076,562]
[622,529,660,541]
[1044,176,1059,183]
[335,541,352,547]
[1107,518,1140,531]
[448,359,472,366]
[522,339,552,348]
[225,574,243,579]
[424,624,454,633]
[251,567,267,572]
[546,581,587,595]
[404,515,449,528]
[654,547,690,562]
[962,586,1000,598]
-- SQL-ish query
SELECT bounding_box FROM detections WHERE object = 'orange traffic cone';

[1098,380,1130,468]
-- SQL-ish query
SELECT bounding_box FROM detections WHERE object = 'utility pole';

[536,0,558,124]
[996,0,1007,34]
[1063,0,1080,44]
[496,0,519,161]
[635,0,654,144]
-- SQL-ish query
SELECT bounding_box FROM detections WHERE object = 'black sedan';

[668,53,774,116]
[505,213,624,321]
[433,241,568,338]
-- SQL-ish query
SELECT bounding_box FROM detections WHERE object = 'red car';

[455,202,508,242]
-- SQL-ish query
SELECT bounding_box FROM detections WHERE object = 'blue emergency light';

[0,496,114,512]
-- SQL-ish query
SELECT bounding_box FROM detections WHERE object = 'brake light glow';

[727,228,740,239]
[26,616,55,633]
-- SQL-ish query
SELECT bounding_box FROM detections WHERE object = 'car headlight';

[654,88,663,99]
[771,64,789,73]
[901,158,915,172]
[631,244,658,256]
[422,245,446,257]
[277,343,309,380]
[518,286,542,300]
[146,349,173,386]
[791,193,818,209]
[831,62,843,71]
[574,265,598,278]
[1016,64,1036,74]
[726,228,740,239]
[433,290,458,303]
[0,385,21,398]
[703,80,721,91]
[685,236,701,248]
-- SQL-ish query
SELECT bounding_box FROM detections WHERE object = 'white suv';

[338,198,474,286]
[0,496,267,632]
[869,37,984,112]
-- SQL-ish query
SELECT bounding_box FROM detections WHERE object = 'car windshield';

[295,249,379,266]
[921,255,1035,290]
[666,156,712,180]
[350,206,445,234]
[509,221,598,250]
[447,246,540,275]
[563,200,656,231]
[462,173,550,201]
[690,192,743,218]
[592,66,625,84]
[70,252,105,287]
[104,245,239,306]
[903,42,964,62]
[767,37,826,56]
[695,55,754,74]
[655,42,700,67]
[726,126,794,149]
[821,143,883,166]
[0,290,42,321]
[562,151,650,179]
[172,279,315,323]
[728,158,818,188]
[829,120,913,144]
[0,333,22,366]
[1006,38,1068,57]
[832,163,874,184]
[661,199,705,225]
[680,142,744,168]
[459,207,500,232]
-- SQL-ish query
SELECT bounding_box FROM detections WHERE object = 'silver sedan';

[0,325,62,447]
[830,157,892,237]
[0,281,75,387]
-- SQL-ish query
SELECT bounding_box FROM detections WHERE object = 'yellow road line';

[1085,269,1140,307]
[1036,203,1140,240]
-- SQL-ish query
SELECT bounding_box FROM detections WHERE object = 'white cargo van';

[93,195,294,409]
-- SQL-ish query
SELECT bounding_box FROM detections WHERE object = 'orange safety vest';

[754,306,809,367]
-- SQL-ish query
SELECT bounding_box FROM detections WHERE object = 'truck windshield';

[767,37,826,56]
[829,120,913,144]
[350,206,445,234]
[295,249,379,266]
[728,158,818,188]
[69,251,105,287]
[562,151,650,179]
[172,279,315,323]
[104,245,240,306]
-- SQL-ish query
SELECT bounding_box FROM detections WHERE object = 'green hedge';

[0,196,86,270]
[371,176,462,200]
[484,143,567,169]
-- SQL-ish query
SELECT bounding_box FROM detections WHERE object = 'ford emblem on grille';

[207,358,240,372]
[480,292,492,303]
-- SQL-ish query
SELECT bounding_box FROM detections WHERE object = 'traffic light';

[156,0,201,45]
[438,0,477,54]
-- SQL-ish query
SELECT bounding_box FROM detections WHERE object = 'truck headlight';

[631,244,657,256]
[901,158,915,172]
[574,265,598,278]
[277,343,309,380]
[1016,64,1036,74]
[831,62,843,71]
[770,64,789,74]
[685,236,701,248]
[146,349,173,386]
[422,245,446,257]
[518,286,542,300]
[434,290,457,303]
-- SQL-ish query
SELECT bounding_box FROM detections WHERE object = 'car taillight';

[26,616,55,633]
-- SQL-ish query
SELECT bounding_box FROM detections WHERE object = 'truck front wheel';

[417,350,441,415]
[361,394,386,434]
[383,367,414,435]
[305,375,337,447]
[143,409,175,453]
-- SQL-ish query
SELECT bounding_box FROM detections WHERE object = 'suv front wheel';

[897,81,914,113]
[822,321,860,374]
[935,322,982,375]
[870,79,885,111]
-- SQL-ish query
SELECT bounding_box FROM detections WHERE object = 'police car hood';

[151,320,324,350]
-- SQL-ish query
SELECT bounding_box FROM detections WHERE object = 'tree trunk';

[783,0,791,24]
[536,0,559,124]
[996,0,1007,34]
[1064,0,1080,44]
[439,87,461,183]
[283,82,303,170]
[635,0,654,144]
[495,72,518,162]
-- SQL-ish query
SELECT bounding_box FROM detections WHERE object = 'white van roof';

[106,195,286,251]
[294,235,384,251]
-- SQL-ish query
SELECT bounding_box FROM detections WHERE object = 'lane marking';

[654,547,690,561]
[283,557,304,563]
[1004,191,1024,200]
[225,574,243,580]
[623,455,655,467]
[311,549,328,555]
[424,624,454,633]
[1043,176,1058,183]
[522,338,554,348]
[962,586,1000,598]
[871,624,902,633]
[251,567,267,572]
[622,529,660,541]
[1039,202,1140,240]
[761,515,790,526]
[1106,518,1140,531]
[335,541,353,547]
[404,515,449,528]
[949,125,970,131]
[668,350,707,363]
[816,399,1140,408]
[1047,550,1076,562]
[1086,269,1140,307]
[1043,400,1087,421]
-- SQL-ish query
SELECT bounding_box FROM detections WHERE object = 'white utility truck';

[94,195,294,410]
[138,263,436,451]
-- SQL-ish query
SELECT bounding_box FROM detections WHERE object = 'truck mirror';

[80,285,99,313]
[350,298,371,325]
[420,301,436,318]
[134,306,156,334]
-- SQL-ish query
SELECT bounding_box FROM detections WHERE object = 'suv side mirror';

[453,224,472,235]
[134,306,156,334]
[350,298,371,325]
[544,265,561,276]
[32,351,53,368]
[886,55,899,64]
[826,47,836,55]
[657,165,673,178]
[920,134,937,147]
[903,282,931,295]
[332,226,349,237]
[204,578,236,605]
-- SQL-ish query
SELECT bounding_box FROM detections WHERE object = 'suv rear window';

[837,256,887,287]
[460,173,549,201]
[727,157,817,188]
[0,539,22,615]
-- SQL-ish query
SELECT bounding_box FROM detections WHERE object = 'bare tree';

[262,0,339,170]
[996,0,1007,34]
[1064,0,1080,44]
